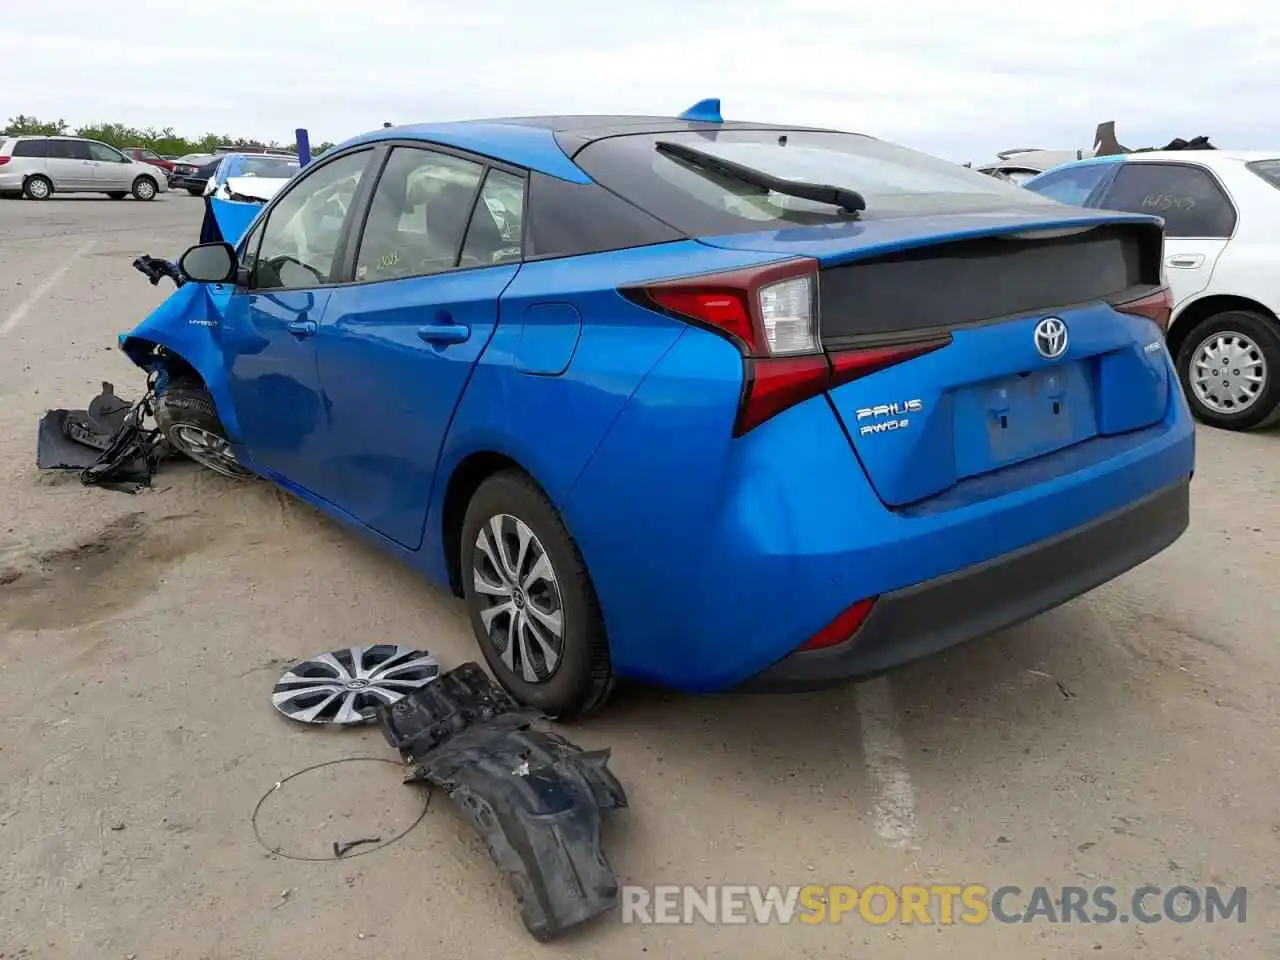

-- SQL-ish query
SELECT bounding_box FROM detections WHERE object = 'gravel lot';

[1,194,1277,960]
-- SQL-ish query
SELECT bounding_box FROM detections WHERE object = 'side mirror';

[179,242,237,284]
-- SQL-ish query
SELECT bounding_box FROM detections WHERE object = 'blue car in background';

[120,102,1195,716]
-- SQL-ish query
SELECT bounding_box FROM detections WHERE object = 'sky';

[1,0,1276,164]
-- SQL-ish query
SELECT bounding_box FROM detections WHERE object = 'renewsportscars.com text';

[620,884,1246,926]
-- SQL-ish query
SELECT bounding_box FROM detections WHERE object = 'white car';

[203,153,300,203]
[1025,151,1280,431]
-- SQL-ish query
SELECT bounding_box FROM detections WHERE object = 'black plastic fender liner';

[377,663,628,941]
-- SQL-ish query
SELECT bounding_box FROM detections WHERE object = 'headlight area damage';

[377,663,629,941]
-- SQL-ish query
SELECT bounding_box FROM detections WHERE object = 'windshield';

[1246,159,1280,190]
[575,129,1054,235]
[228,155,299,179]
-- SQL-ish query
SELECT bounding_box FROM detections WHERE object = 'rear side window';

[1097,163,1236,238]
[47,140,90,160]
[1025,163,1115,206]
[12,139,48,158]
[460,168,526,267]
[523,172,682,259]
[574,129,1054,236]
[1246,159,1280,190]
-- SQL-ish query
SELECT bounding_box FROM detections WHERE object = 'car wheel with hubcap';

[1175,309,1280,431]
[131,176,157,201]
[460,470,613,718]
[154,380,254,480]
[23,176,52,200]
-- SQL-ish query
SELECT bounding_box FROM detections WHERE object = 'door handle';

[286,319,318,338]
[417,322,471,346]
[1165,254,1204,269]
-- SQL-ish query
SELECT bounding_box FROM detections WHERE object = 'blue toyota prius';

[121,101,1195,716]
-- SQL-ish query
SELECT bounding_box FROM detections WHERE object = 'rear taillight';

[1116,286,1173,333]
[0,157,10,166]
[797,597,878,651]
[628,259,949,435]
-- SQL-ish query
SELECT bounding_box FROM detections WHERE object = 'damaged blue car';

[120,104,1195,717]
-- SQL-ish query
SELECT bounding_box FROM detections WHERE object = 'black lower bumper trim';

[742,478,1191,692]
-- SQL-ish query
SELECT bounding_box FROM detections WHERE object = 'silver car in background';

[0,135,171,200]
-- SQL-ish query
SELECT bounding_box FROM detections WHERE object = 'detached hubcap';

[471,514,565,684]
[169,423,251,479]
[1191,330,1267,415]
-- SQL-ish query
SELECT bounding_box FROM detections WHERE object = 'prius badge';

[1034,316,1069,360]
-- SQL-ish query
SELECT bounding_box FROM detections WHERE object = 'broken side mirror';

[178,241,237,285]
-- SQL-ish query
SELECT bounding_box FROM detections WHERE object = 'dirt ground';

[1,195,1277,960]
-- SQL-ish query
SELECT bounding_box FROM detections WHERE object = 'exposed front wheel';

[1175,310,1280,431]
[132,176,157,201]
[460,470,614,718]
[154,381,254,480]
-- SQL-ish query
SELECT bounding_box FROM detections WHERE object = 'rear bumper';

[742,477,1190,691]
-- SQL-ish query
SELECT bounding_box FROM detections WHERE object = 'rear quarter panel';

[421,240,783,580]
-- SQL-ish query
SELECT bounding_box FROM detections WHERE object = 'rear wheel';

[1175,309,1280,431]
[154,380,254,480]
[460,470,614,718]
[131,176,157,201]
[23,176,52,200]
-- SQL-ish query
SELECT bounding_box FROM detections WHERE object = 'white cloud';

[1,0,1275,161]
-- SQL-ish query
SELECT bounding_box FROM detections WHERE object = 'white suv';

[0,135,169,201]
[1026,151,1280,431]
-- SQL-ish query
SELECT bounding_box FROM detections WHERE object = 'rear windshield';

[1246,159,1280,190]
[574,129,1055,235]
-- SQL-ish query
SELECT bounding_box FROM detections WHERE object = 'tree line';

[2,115,337,157]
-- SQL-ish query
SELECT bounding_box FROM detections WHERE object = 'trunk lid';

[706,210,1172,508]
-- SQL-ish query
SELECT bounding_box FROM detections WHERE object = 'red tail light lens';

[1115,286,1173,333]
[797,597,878,651]
[0,157,10,166]
[628,259,950,435]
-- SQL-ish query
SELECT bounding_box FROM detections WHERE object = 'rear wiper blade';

[655,140,866,216]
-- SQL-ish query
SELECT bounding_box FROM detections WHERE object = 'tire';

[1175,309,1280,431]
[107,191,127,200]
[460,470,614,718]
[23,176,52,201]
[187,187,203,196]
[131,176,157,201]
[154,380,254,480]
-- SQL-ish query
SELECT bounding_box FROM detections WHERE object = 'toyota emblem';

[1034,317,1069,360]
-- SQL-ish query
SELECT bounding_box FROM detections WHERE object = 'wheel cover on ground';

[472,513,566,684]
[1190,330,1267,415]
[168,423,253,479]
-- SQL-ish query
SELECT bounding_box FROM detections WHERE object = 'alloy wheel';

[168,423,253,479]
[471,513,565,684]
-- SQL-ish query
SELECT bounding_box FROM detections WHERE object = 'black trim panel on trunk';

[819,222,1163,346]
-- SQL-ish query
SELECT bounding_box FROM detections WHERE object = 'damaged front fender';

[118,280,242,440]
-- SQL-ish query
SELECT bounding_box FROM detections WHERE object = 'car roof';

[338,114,848,183]
[1032,149,1280,182]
